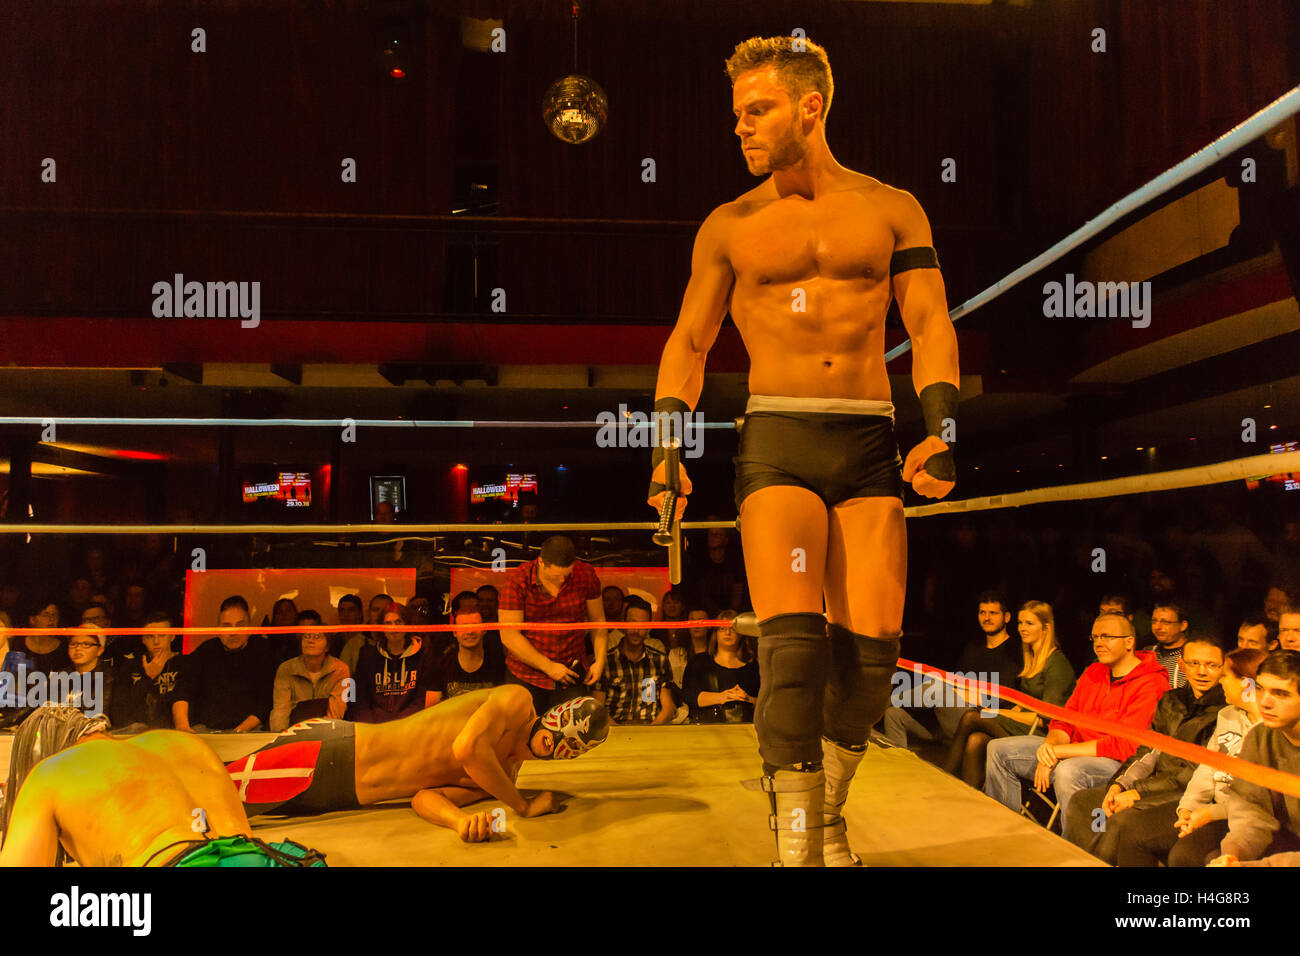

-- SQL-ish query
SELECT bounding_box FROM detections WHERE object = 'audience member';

[265,598,302,666]
[334,593,364,658]
[1143,601,1190,688]
[1066,637,1226,864]
[474,584,499,623]
[886,592,1030,753]
[115,583,149,630]
[1213,650,1300,866]
[1133,568,1213,647]
[14,598,71,673]
[665,607,710,687]
[984,612,1168,841]
[602,585,626,623]
[450,590,478,617]
[942,599,1076,788]
[1237,613,1278,653]
[498,535,606,715]
[688,525,747,614]
[270,598,299,629]
[353,604,431,723]
[63,577,94,625]
[683,611,758,723]
[83,545,116,603]
[339,592,393,677]
[172,595,276,733]
[63,623,115,718]
[1262,583,1292,625]
[109,610,184,732]
[1098,593,1134,621]
[406,595,442,652]
[1278,607,1300,652]
[78,602,128,668]
[1169,647,1266,866]
[424,610,505,704]
[268,610,350,731]
[1275,520,1300,587]
[0,615,35,729]
[598,604,674,726]
[607,597,665,654]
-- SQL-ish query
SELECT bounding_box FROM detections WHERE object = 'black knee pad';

[823,623,901,748]
[755,612,828,768]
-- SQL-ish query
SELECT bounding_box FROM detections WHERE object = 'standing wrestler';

[648,36,959,866]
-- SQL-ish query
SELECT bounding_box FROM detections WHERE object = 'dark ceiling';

[1,0,1298,505]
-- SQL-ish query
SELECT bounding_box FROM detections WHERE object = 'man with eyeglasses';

[984,613,1169,841]
[1143,601,1190,688]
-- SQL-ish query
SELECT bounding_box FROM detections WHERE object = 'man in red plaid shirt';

[498,536,608,713]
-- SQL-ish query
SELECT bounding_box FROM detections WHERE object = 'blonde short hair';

[725,35,834,124]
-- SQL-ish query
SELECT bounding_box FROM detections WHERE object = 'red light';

[390,68,406,79]
[110,449,166,461]
[454,464,467,471]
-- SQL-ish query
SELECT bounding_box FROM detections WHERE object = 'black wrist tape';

[918,382,958,482]
[649,396,691,495]
[918,382,958,441]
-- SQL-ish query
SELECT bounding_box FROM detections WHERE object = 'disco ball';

[542,75,608,145]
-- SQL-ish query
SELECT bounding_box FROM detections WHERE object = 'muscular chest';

[729,194,895,285]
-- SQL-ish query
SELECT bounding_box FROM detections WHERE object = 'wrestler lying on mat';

[226,685,610,843]
[0,706,325,867]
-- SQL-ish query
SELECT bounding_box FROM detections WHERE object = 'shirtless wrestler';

[227,685,609,843]
[0,706,320,867]
[647,36,960,866]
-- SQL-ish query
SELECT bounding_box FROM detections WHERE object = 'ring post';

[653,441,683,584]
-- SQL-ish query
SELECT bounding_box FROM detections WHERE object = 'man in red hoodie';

[984,612,1169,840]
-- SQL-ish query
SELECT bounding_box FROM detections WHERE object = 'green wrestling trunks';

[152,835,328,867]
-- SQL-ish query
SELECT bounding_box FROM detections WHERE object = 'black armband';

[649,397,691,496]
[890,246,940,275]
[918,382,958,482]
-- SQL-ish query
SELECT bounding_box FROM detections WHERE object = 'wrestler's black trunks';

[733,395,904,510]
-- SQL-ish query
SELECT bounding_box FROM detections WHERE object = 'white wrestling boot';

[821,737,866,866]
[753,768,826,867]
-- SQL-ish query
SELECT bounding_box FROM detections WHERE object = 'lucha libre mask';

[530,696,610,760]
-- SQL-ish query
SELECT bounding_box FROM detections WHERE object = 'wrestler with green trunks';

[0,707,324,867]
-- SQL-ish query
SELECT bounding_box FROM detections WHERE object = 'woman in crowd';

[666,607,711,688]
[269,610,350,731]
[942,599,1076,788]
[1169,645,1266,866]
[683,611,759,723]
[658,586,690,651]
[352,603,432,722]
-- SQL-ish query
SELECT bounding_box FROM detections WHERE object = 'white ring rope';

[886,84,1300,362]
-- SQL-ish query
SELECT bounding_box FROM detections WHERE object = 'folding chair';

[1018,714,1061,832]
